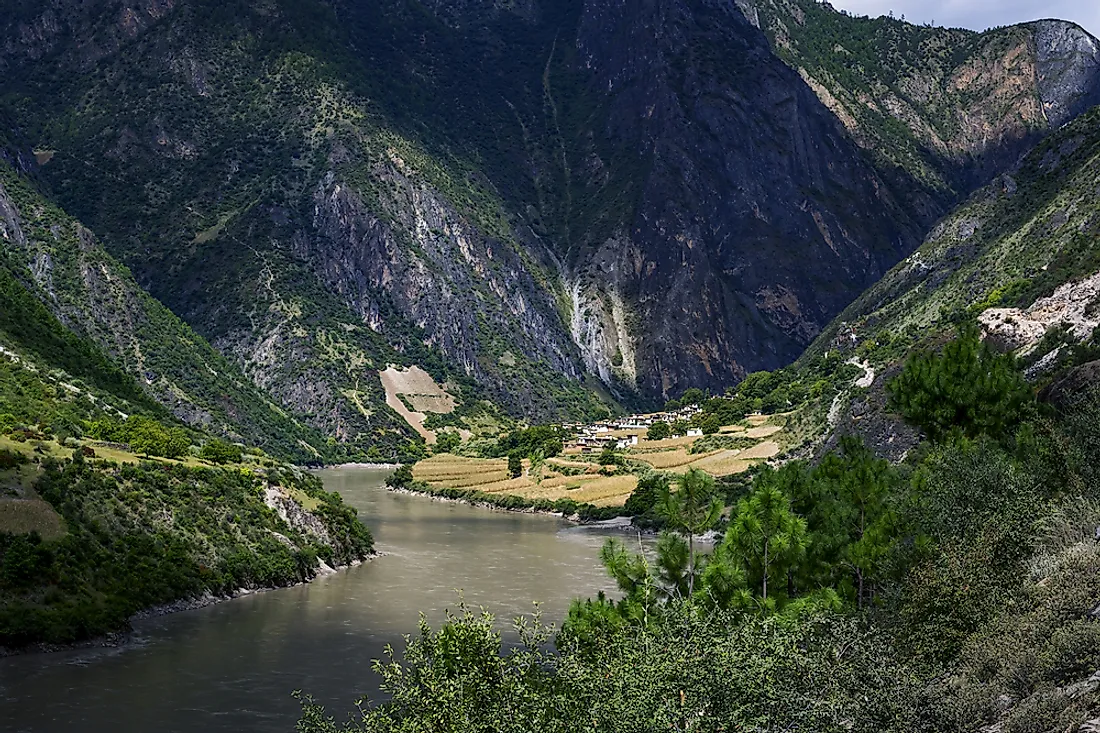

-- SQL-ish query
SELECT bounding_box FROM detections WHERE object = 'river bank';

[389,482,626,522]
[3,465,633,733]
[0,556,376,658]
[325,462,401,470]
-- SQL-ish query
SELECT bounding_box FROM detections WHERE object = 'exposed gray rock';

[574,0,925,397]
[979,269,1100,354]
[819,364,920,464]
[264,485,332,546]
[1033,20,1100,127]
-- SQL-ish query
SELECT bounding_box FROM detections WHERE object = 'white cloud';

[826,0,1100,37]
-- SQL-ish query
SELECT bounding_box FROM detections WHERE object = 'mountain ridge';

[1,0,1098,445]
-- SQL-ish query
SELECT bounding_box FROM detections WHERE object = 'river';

[0,465,638,732]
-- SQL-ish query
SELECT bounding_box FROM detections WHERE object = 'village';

[564,404,706,452]
[412,403,787,509]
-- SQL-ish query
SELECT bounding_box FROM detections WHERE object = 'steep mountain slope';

[0,247,164,433]
[563,0,928,395]
[815,104,1100,356]
[741,0,1100,206]
[0,154,377,650]
[1,0,611,425]
[2,0,1097,425]
[794,104,1100,461]
[0,160,425,462]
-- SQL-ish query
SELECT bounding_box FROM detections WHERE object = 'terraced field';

[412,455,637,507]
[411,414,790,507]
[379,365,457,444]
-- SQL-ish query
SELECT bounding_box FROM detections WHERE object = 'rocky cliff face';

[1,0,1097,433]
[303,156,589,410]
[565,0,926,397]
[0,0,176,72]
[0,162,344,460]
[1034,20,1100,125]
[742,0,1100,200]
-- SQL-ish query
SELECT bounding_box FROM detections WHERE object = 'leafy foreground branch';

[297,606,916,733]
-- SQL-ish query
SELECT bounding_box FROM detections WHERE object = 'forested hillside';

[805,103,1100,401]
[0,161,394,463]
[0,244,374,650]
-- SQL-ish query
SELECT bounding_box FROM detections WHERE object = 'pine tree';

[657,468,723,595]
[724,484,807,605]
[887,324,1033,443]
[816,437,899,608]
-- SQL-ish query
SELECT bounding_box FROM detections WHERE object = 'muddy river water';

[1,465,638,732]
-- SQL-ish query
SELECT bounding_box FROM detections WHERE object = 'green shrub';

[434,431,461,454]
[623,472,669,527]
[887,324,1034,443]
[200,439,243,465]
[646,421,670,441]
[386,465,414,488]
[298,608,919,732]
[0,448,28,470]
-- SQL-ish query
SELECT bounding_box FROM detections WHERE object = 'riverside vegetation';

[1,454,372,648]
[0,248,374,650]
[297,327,1100,732]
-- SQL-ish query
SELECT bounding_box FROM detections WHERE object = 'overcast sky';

[827,0,1100,37]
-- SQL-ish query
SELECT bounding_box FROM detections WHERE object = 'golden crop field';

[635,449,722,470]
[409,416,787,512]
[745,425,783,439]
[687,452,752,477]
[546,457,597,471]
[734,441,781,460]
[635,435,699,450]
[411,454,637,507]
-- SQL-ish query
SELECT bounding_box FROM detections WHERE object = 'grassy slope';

[0,257,375,648]
[804,105,1100,364]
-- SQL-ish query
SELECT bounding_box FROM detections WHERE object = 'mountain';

[796,104,1100,461]
[813,104,1100,361]
[1,0,1098,446]
[741,0,1100,206]
[0,0,615,430]
[0,175,378,648]
[0,158,434,462]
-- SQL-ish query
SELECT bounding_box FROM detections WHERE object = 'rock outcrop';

[980,270,1100,354]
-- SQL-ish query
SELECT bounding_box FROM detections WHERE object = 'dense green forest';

[297,328,1100,731]
[1,456,372,647]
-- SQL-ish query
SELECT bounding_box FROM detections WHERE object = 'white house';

[616,435,639,449]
